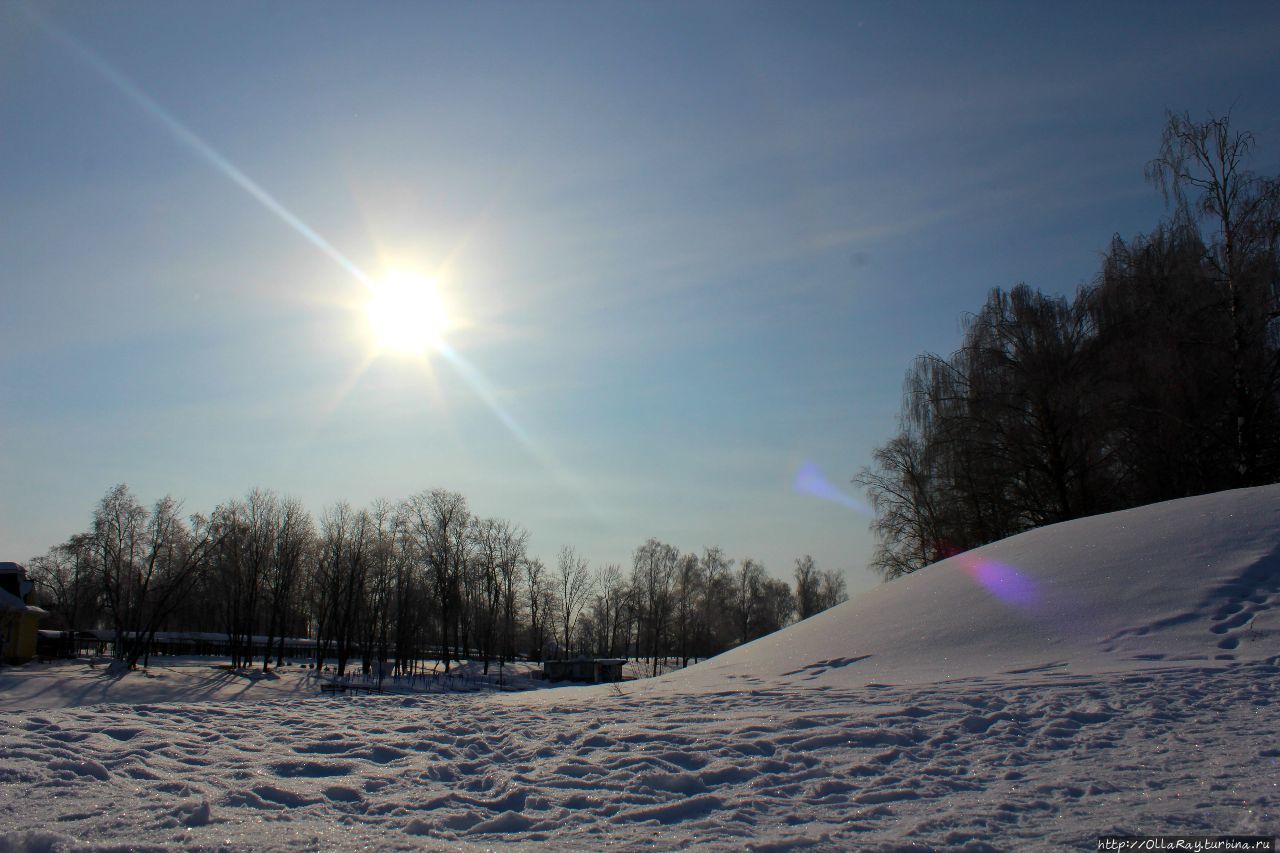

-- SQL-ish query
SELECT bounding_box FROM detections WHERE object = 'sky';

[2,0,1279,597]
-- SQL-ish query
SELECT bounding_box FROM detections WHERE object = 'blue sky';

[3,1,1279,596]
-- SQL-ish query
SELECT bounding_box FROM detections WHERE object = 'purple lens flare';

[793,462,874,517]
[955,552,1039,607]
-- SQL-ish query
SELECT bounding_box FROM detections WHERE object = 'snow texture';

[1,485,1278,850]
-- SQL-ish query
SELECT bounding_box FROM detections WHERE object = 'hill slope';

[655,484,1280,691]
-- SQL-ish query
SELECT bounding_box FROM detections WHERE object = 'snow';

[646,482,1280,691]
[2,485,1278,849]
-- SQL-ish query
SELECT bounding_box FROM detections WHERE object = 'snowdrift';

[658,484,1280,690]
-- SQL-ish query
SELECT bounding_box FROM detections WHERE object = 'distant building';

[543,657,626,684]
[36,629,107,660]
[1,562,47,664]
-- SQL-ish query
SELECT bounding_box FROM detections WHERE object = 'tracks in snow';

[1,660,1277,850]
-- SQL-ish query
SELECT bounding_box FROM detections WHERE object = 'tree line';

[857,111,1280,579]
[28,485,847,672]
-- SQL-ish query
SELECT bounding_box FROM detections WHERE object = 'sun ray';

[436,343,609,521]
[28,10,373,290]
[32,9,601,517]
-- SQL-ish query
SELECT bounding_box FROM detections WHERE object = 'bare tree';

[756,576,796,636]
[468,517,509,673]
[794,555,821,620]
[792,556,849,619]
[695,547,734,659]
[494,521,528,669]
[855,428,949,579]
[588,563,626,657]
[132,497,218,668]
[556,545,593,658]
[523,557,552,661]
[359,499,399,677]
[403,489,470,672]
[673,552,700,667]
[92,484,148,662]
[28,533,97,630]
[264,496,312,668]
[817,568,848,613]
[88,486,217,668]
[42,485,821,677]
[391,501,427,676]
[1147,110,1280,484]
[857,285,1110,577]
[312,502,372,675]
[211,490,280,668]
[1087,219,1231,502]
[730,558,795,643]
[632,539,678,676]
[733,558,764,645]
[856,113,1280,583]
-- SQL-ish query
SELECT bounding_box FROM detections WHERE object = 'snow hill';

[1,486,1277,850]
[650,483,1280,692]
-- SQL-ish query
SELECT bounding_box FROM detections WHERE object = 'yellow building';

[1,562,46,664]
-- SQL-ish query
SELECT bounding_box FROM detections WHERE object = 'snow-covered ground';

[2,486,1278,850]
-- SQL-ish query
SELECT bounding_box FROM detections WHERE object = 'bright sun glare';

[364,270,449,355]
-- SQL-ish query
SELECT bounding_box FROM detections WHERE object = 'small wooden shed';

[543,657,626,684]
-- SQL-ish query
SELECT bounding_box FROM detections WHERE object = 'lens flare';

[793,463,1036,606]
[793,462,874,516]
[954,552,1039,607]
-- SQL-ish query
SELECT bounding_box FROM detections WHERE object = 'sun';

[364,270,450,355]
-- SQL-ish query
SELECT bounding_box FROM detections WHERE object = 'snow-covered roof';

[0,586,44,615]
[0,561,35,604]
